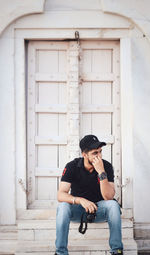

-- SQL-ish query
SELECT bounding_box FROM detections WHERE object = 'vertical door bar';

[66,41,80,160]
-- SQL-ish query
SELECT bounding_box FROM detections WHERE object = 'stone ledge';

[17,208,133,220]
[0,240,17,254]
[17,218,133,229]
[16,239,137,253]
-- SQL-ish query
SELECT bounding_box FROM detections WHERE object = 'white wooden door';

[27,40,121,209]
[80,41,121,203]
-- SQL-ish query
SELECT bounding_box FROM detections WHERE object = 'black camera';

[86,210,96,223]
[79,205,97,234]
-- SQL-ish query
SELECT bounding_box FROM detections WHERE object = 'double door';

[27,40,121,208]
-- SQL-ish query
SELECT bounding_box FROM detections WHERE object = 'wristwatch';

[98,171,107,181]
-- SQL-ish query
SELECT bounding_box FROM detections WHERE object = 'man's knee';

[56,202,71,220]
[105,200,121,215]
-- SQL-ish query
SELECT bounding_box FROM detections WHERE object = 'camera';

[79,204,97,234]
[86,210,96,223]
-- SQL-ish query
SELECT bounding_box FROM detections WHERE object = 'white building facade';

[0,0,150,254]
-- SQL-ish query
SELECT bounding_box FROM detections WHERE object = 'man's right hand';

[76,197,97,213]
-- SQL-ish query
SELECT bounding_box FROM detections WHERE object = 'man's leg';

[55,202,71,255]
[55,202,84,255]
[95,200,123,254]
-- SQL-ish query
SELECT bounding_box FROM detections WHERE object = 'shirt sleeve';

[103,160,114,182]
[61,162,74,183]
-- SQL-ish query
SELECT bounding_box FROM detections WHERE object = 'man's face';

[84,147,102,166]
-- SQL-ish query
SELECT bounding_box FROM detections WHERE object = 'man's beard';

[88,158,93,166]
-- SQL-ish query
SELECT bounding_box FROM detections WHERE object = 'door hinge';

[18,178,29,195]
[63,31,80,44]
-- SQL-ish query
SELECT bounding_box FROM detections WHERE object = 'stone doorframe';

[14,28,133,216]
[0,1,149,41]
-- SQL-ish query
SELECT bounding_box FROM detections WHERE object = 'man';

[55,135,123,255]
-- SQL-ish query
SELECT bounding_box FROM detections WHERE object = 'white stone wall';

[132,36,150,222]
[0,25,16,224]
[0,0,150,226]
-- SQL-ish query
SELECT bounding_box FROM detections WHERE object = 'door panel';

[80,41,121,202]
[27,40,121,208]
[27,41,68,208]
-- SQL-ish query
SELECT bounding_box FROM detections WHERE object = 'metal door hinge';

[117,177,130,188]
[18,178,29,195]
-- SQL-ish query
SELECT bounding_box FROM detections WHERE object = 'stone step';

[0,225,18,254]
[0,240,17,254]
[15,210,137,254]
[17,219,133,229]
[136,239,150,252]
[15,239,137,255]
[17,219,134,241]
[15,253,137,255]
[0,225,18,240]
[17,208,133,220]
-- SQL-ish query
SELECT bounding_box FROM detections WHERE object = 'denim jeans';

[55,200,123,255]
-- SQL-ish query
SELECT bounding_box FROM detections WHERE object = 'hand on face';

[92,155,104,174]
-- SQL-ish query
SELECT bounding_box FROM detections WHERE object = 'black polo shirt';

[61,157,114,203]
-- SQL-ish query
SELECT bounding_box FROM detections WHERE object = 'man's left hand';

[92,156,105,174]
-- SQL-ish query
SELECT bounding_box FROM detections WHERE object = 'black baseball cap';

[79,134,106,152]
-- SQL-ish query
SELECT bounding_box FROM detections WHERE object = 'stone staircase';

[14,209,137,255]
[0,225,17,254]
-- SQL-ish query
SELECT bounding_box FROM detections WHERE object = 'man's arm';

[57,181,97,213]
[99,180,115,200]
[92,156,115,200]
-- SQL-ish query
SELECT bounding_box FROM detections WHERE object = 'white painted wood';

[30,40,68,50]
[38,82,66,104]
[15,37,27,210]
[66,41,80,161]
[81,105,114,113]
[29,41,121,208]
[27,41,68,208]
[35,136,67,145]
[35,104,67,113]
[112,41,122,204]
[120,38,133,209]
[13,26,126,210]
[80,41,121,202]
[81,40,119,49]
[35,73,67,81]
[35,167,62,177]
[91,82,112,104]
[82,73,115,81]
[27,41,37,207]
[37,146,57,168]
[15,28,131,40]
[36,177,57,200]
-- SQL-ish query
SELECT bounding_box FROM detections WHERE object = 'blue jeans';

[55,200,123,254]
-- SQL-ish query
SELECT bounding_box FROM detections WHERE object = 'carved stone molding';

[101,0,150,41]
[0,0,45,36]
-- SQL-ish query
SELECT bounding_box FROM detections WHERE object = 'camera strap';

[78,212,88,234]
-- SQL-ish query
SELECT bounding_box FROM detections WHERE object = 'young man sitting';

[55,134,123,255]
